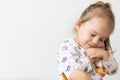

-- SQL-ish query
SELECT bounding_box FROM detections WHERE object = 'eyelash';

[100,39,104,42]
[91,34,105,42]
[91,34,95,37]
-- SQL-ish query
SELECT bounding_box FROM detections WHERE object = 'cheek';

[80,34,90,44]
[77,29,90,44]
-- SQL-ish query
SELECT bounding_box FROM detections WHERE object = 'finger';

[89,54,97,59]
[86,51,94,56]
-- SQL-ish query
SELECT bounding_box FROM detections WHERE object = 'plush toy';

[94,60,107,77]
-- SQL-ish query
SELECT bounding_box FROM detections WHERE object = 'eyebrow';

[91,29,97,34]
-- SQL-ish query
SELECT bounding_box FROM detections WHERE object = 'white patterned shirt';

[57,38,118,80]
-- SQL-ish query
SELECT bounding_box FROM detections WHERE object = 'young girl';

[57,1,119,80]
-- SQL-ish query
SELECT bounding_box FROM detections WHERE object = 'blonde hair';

[77,1,115,53]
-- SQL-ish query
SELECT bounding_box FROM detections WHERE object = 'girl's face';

[75,17,113,50]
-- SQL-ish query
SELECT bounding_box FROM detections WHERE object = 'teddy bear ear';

[62,72,68,80]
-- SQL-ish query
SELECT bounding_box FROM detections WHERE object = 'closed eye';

[100,39,104,42]
[100,38,106,42]
[91,34,96,37]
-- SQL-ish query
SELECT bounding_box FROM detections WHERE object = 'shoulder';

[58,38,80,53]
[59,38,75,48]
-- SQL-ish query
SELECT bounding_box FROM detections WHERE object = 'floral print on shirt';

[57,38,118,80]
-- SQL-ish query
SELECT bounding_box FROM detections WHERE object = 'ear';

[75,19,82,30]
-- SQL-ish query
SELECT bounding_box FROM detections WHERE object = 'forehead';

[84,17,113,37]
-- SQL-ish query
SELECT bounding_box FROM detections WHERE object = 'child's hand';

[86,48,109,62]
[86,56,99,64]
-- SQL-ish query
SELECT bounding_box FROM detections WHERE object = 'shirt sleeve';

[102,54,119,75]
[57,42,92,79]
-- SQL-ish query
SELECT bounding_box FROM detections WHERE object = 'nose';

[92,37,99,46]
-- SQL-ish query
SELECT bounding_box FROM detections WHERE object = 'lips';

[88,43,96,48]
[87,43,104,49]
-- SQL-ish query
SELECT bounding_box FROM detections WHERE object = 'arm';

[102,53,119,75]
[86,48,119,75]
[57,42,92,78]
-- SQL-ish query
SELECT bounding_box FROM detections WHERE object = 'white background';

[0,0,120,80]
